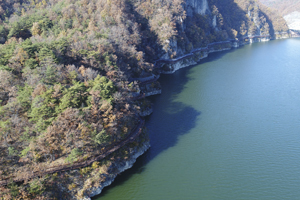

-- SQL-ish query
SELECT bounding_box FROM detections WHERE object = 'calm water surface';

[95,38,300,200]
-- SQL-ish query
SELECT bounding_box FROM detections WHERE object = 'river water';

[95,38,300,200]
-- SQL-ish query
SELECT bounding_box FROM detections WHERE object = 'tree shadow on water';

[94,66,202,198]
[95,46,241,199]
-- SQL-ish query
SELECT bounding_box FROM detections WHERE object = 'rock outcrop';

[82,141,150,200]
[185,0,210,16]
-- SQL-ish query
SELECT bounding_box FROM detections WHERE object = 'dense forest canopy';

[0,0,289,199]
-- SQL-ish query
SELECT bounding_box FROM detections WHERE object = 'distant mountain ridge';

[260,0,300,16]
[259,0,300,30]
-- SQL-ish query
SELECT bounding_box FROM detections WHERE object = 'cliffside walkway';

[154,35,270,67]
[131,40,241,96]
[130,35,272,100]
[242,34,270,39]
[154,40,232,67]
[0,118,145,187]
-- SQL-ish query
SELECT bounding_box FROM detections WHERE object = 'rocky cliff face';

[164,0,274,60]
[162,0,213,59]
[81,141,150,200]
[156,0,290,74]
[185,0,210,16]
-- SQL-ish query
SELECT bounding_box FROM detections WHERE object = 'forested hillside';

[209,0,288,37]
[260,0,300,16]
[0,0,288,199]
[260,0,300,30]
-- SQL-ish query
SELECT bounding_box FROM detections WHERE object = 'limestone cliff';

[185,0,210,16]
[155,0,290,74]
[160,0,286,61]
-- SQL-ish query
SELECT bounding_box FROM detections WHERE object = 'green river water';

[95,38,300,200]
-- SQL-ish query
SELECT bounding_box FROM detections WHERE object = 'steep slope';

[161,0,288,59]
[260,0,300,16]
[284,12,300,30]
[0,0,289,199]
[260,0,300,30]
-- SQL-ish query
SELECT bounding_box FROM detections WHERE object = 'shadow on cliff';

[94,48,237,198]
[207,0,250,39]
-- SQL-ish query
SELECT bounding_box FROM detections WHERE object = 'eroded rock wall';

[185,0,210,16]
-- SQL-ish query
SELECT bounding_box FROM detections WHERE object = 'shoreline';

[86,32,300,200]
[84,141,150,200]
[154,33,299,75]
[6,33,295,199]
[90,32,300,197]
[84,34,280,199]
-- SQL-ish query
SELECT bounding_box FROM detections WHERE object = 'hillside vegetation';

[260,0,300,30]
[260,0,300,16]
[0,0,288,199]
